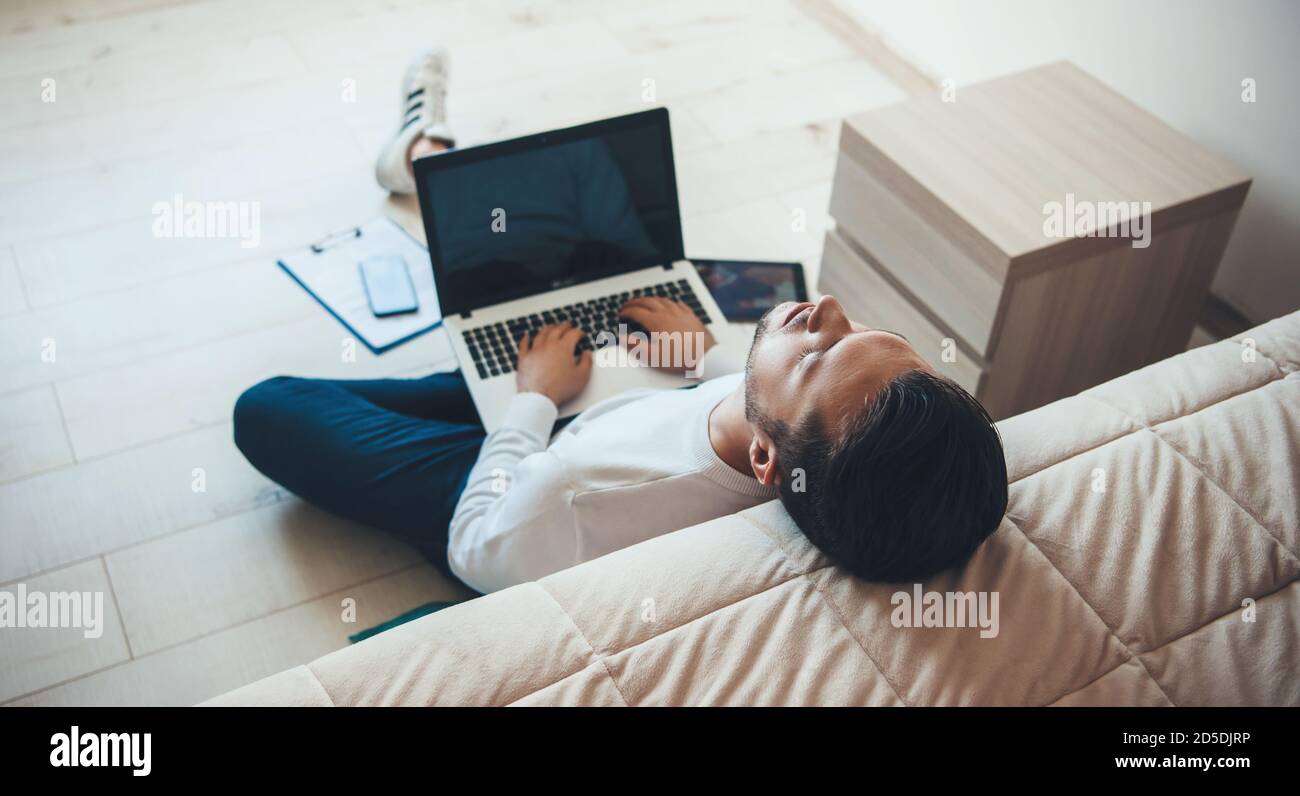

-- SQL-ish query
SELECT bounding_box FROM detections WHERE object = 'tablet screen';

[693,259,808,322]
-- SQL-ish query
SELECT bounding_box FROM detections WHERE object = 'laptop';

[414,108,730,432]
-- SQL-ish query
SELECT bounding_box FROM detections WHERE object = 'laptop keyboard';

[461,279,711,380]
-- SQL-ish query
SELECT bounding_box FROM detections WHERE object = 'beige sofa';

[207,311,1300,706]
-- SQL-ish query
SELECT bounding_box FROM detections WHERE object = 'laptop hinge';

[662,262,674,270]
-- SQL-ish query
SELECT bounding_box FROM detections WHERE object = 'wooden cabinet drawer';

[819,226,985,396]
[821,63,1249,419]
[829,126,1004,358]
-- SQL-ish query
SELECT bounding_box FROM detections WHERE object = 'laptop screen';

[416,109,683,317]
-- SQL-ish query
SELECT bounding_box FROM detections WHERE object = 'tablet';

[692,259,808,322]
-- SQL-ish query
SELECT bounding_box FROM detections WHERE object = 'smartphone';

[692,259,808,322]
[359,255,419,317]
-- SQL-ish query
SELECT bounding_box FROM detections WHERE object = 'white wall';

[838,0,1300,325]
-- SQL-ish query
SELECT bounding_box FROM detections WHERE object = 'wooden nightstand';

[820,61,1251,419]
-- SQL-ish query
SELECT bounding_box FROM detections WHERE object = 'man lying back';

[236,290,1008,593]
[233,50,1008,594]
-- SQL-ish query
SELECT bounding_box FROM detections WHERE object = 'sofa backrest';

[208,312,1300,706]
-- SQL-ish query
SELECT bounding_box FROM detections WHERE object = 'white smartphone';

[359,255,419,317]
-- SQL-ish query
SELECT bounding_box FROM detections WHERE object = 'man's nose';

[806,295,849,335]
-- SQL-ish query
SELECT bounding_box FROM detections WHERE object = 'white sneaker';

[375,49,455,194]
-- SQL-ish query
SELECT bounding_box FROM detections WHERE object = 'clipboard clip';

[310,226,362,253]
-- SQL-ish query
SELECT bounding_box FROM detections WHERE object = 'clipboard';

[277,217,443,355]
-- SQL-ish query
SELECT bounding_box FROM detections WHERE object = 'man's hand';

[516,322,593,406]
[618,297,717,374]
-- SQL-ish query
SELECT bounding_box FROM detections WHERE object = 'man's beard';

[743,305,781,424]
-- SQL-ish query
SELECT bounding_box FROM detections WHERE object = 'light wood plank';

[0,76,368,187]
[0,385,74,483]
[683,175,831,268]
[56,314,454,460]
[0,0,427,77]
[0,2,483,186]
[12,168,385,308]
[284,0,538,76]
[793,0,940,96]
[343,13,853,162]
[0,122,365,246]
[777,181,834,283]
[683,56,905,143]
[106,499,433,656]
[4,253,319,396]
[677,122,839,218]
[293,16,628,94]
[0,6,616,186]
[685,195,816,263]
[0,32,305,133]
[0,422,280,584]
[599,0,807,52]
[0,558,131,702]
[0,0,197,36]
[11,563,460,706]
[0,245,27,316]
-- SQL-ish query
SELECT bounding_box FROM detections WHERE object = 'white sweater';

[447,344,775,593]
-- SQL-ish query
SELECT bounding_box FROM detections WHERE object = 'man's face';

[744,295,933,434]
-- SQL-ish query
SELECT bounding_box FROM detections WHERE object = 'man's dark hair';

[756,369,1008,582]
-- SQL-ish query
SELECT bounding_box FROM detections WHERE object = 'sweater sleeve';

[446,392,579,593]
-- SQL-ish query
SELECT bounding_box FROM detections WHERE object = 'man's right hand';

[618,297,717,374]
[515,322,593,407]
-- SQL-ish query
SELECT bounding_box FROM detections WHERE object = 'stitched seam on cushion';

[534,581,631,707]
[736,512,909,704]
[1006,332,1293,703]
[1081,363,1282,435]
[1009,371,1284,488]
[1253,348,1294,373]
[1052,577,1300,705]
[504,664,615,707]
[1138,576,1299,657]
[301,663,338,706]
[506,565,830,705]
[1002,515,1176,707]
[744,481,1136,706]
[731,513,907,702]
[1085,393,1300,569]
[1008,422,1141,486]
[587,558,830,657]
[803,572,909,705]
[1044,657,1171,707]
[1152,426,1299,563]
[1229,334,1294,373]
[736,509,832,574]
[998,403,1144,483]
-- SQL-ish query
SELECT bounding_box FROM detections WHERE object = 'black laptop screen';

[417,110,684,317]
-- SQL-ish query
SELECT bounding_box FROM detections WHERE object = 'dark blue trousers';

[232,371,485,584]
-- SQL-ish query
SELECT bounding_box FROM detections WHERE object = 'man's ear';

[749,426,780,487]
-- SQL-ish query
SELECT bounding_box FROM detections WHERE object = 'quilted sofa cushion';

[206,312,1300,706]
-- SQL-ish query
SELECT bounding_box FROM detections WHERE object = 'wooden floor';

[0,0,905,705]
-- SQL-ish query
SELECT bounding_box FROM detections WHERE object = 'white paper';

[278,217,442,353]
